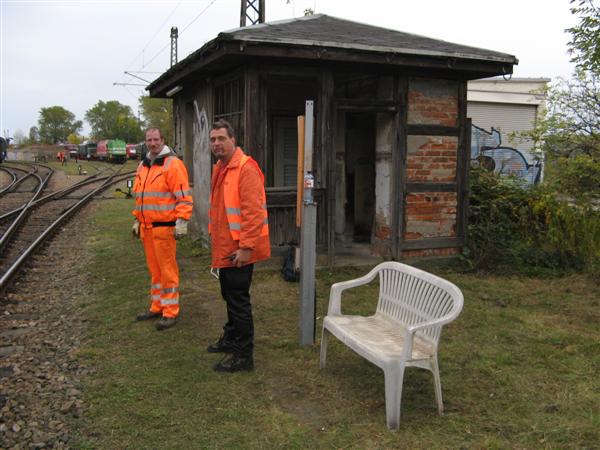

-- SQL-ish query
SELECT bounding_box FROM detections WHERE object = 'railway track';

[0,164,135,296]
[0,163,53,215]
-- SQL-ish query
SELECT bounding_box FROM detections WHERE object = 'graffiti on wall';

[470,125,542,185]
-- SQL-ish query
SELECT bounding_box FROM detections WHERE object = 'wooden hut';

[147,14,518,261]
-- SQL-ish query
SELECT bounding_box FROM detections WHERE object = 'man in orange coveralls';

[208,119,270,372]
[132,127,193,330]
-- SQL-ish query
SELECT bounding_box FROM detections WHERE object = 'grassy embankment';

[72,196,600,449]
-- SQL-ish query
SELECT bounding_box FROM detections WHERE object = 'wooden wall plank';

[393,76,408,259]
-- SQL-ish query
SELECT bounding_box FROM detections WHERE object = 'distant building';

[467,77,549,165]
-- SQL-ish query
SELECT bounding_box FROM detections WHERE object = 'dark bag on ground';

[281,245,299,282]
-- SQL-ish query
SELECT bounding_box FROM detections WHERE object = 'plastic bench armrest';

[327,268,380,315]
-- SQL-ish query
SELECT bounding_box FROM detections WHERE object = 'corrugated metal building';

[467,78,549,162]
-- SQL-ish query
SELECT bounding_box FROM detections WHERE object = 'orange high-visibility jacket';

[209,148,270,268]
[132,148,193,226]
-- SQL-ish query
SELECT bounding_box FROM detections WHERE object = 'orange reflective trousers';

[140,225,179,318]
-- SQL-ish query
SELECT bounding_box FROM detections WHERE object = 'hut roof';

[148,14,518,96]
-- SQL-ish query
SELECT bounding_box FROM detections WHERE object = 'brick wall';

[402,247,461,259]
[407,135,457,183]
[404,192,457,240]
[407,78,459,126]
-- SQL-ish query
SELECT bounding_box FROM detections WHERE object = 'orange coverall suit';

[133,149,193,318]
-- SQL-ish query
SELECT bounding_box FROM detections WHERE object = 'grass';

[71,197,600,449]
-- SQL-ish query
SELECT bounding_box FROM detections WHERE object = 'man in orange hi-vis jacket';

[208,119,270,372]
[132,127,193,331]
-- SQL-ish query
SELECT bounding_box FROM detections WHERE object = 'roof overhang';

[148,34,517,98]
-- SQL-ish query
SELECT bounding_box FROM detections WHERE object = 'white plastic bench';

[319,261,464,430]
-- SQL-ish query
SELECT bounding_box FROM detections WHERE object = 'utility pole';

[299,100,316,346]
[240,0,265,27]
[170,27,178,67]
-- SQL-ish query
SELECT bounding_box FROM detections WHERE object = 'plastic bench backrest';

[375,262,462,345]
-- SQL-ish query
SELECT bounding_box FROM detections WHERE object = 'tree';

[67,133,83,144]
[29,126,40,144]
[138,96,173,144]
[38,106,83,144]
[536,72,600,160]
[85,100,143,142]
[13,129,26,145]
[519,2,600,200]
[567,0,600,75]
[521,72,600,199]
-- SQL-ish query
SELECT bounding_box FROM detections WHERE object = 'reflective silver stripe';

[163,156,174,170]
[174,189,193,198]
[263,218,269,224]
[228,222,241,231]
[152,283,162,289]
[137,191,173,198]
[161,298,179,305]
[262,204,267,209]
[176,201,193,207]
[226,207,241,215]
[136,204,176,211]
[151,295,161,300]
[162,287,179,294]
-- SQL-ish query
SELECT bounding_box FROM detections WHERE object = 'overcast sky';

[1,0,578,139]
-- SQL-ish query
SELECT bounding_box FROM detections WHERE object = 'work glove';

[132,220,140,238]
[175,218,188,240]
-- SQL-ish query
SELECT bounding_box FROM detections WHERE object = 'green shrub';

[551,154,600,201]
[464,166,600,279]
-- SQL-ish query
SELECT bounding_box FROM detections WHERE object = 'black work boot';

[213,354,254,373]
[155,316,178,331]
[206,335,234,353]
[136,311,161,321]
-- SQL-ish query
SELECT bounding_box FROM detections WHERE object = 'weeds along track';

[0,164,135,296]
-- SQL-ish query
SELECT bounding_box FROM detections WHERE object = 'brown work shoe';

[156,316,178,331]
[136,311,161,321]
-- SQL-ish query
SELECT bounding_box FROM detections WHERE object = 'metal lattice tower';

[170,27,178,67]
[240,0,265,27]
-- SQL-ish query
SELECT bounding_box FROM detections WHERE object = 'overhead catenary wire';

[133,0,220,74]
[118,0,184,85]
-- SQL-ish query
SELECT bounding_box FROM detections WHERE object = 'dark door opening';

[345,113,375,243]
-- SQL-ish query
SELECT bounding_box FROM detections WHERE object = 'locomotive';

[78,142,97,159]
[96,139,127,163]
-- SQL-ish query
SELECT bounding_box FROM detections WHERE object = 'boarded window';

[273,116,298,187]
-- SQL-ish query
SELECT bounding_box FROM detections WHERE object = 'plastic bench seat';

[320,261,464,431]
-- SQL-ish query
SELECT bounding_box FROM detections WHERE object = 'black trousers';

[219,264,254,357]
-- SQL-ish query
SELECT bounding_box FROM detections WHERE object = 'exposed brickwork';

[402,247,461,259]
[407,136,457,182]
[374,220,391,240]
[404,192,457,239]
[407,78,459,127]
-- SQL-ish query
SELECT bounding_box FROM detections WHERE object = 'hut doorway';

[344,112,376,243]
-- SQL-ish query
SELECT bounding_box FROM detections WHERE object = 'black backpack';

[281,245,299,282]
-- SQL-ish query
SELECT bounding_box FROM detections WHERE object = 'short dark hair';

[145,127,163,139]
[211,119,235,138]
